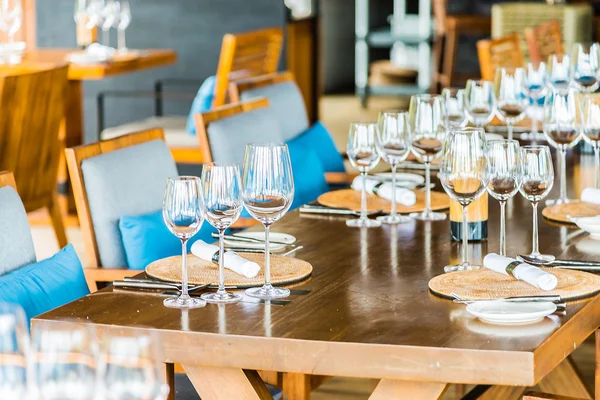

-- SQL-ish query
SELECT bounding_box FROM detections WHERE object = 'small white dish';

[464,315,559,337]
[569,215,600,239]
[465,301,557,325]
[374,172,425,187]
[224,232,296,251]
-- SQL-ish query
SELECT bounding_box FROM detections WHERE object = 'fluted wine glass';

[163,176,206,309]
[519,146,555,262]
[0,304,28,399]
[487,140,521,256]
[548,54,571,94]
[242,143,294,299]
[408,94,447,221]
[571,43,600,93]
[494,67,528,141]
[464,79,496,128]
[376,111,411,224]
[201,164,243,304]
[439,127,488,273]
[523,62,548,140]
[581,94,600,188]
[441,88,468,128]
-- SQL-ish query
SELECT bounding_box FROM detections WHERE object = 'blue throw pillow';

[186,76,217,135]
[286,141,329,210]
[0,244,89,321]
[119,210,222,270]
[288,122,345,173]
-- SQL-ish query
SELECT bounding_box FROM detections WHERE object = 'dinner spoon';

[517,255,600,270]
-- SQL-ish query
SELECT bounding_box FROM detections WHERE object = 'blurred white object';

[483,253,558,291]
[581,187,600,204]
[66,43,114,64]
[0,41,24,64]
[0,0,22,44]
[390,42,420,70]
[117,1,131,52]
[569,215,600,239]
[284,0,312,19]
[351,176,417,206]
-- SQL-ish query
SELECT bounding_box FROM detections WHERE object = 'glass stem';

[532,202,540,255]
[264,225,271,288]
[424,162,432,214]
[217,229,226,295]
[595,145,600,189]
[118,29,126,50]
[461,204,469,267]
[390,164,397,217]
[360,172,368,221]
[560,148,567,202]
[102,28,109,47]
[531,111,538,135]
[181,239,189,298]
[499,200,506,257]
[507,123,513,142]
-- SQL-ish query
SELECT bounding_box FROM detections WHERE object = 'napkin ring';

[506,261,521,278]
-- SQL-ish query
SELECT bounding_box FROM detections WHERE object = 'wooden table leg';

[537,357,591,399]
[596,330,600,400]
[182,365,272,400]
[283,373,311,400]
[369,379,448,400]
[478,385,527,400]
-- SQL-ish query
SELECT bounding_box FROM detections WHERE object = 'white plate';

[465,301,557,325]
[374,172,425,187]
[66,52,110,65]
[224,232,296,251]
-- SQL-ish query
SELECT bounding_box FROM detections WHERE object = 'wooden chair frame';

[477,33,525,81]
[0,171,17,190]
[525,19,564,65]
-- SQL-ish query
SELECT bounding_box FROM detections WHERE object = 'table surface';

[35,152,600,387]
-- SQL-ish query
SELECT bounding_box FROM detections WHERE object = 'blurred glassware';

[571,43,600,93]
[0,303,28,399]
[522,62,548,141]
[547,53,571,94]
[85,0,105,30]
[580,95,600,188]
[117,1,131,52]
[464,79,496,128]
[494,67,529,141]
[0,0,22,43]
[100,0,119,47]
[441,88,468,129]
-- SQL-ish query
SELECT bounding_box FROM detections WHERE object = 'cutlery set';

[450,292,566,311]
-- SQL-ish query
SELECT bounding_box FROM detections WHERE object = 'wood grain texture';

[477,33,524,81]
[183,365,272,400]
[536,358,591,399]
[369,380,448,400]
[478,385,526,400]
[0,171,16,190]
[525,20,564,65]
[524,392,586,400]
[542,201,600,224]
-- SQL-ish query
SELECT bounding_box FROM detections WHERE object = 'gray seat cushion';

[240,81,309,142]
[0,187,36,275]
[81,139,178,268]
[207,107,284,165]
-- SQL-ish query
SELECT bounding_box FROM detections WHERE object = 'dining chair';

[525,19,564,65]
[524,393,587,400]
[0,64,69,248]
[477,33,525,81]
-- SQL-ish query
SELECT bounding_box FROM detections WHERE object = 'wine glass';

[376,112,411,224]
[347,122,381,227]
[85,0,105,30]
[101,0,119,47]
[0,303,28,399]
[547,54,572,94]
[519,146,555,262]
[439,127,488,273]
[543,88,582,205]
[163,176,206,309]
[523,62,548,141]
[117,1,131,52]
[408,94,447,221]
[201,163,243,304]
[0,0,22,44]
[464,79,496,128]
[571,43,600,93]
[242,143,294,299]
[581,95,600,188]
[441,88,468,128]
[487,140,521,256]
[494,67,529,141]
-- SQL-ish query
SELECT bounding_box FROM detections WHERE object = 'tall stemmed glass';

[376,112,411,224]
[464,79,496,128]
[242,144,294,299]
[441,88,468,128]
[548,54,572,94]
[347,122,381,227]
[0,304,28,399]
[201,164,243,304]
[523,62,548,140]
[0,0,22,44]
[101,0,118,47]
[163,176,206,309]
[439,127,488,273]
[408,94,447,221]
[494,67,529,141]
[487,140,521,256]
[581,95,600,188]
[519,146,555,262]
[117,1,131,52]
[571,43,600,93]
[543,88,582,205]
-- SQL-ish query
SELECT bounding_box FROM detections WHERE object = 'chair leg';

[443,25,458,88]
[283,373,311,400]
[166,363,175,400]
[48,194,68,248]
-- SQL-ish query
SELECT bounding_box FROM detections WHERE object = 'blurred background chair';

[525,19,564,65]
[477,32,524,81]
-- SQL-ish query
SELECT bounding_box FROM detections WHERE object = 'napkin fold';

[483,253,558,291]
[351,177,417,206]
[581,187,600,205]
[191,240,261,279]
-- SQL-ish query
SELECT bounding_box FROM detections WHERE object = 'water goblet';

[523,62,548,140]
[547,54,572,94]
[376,111,411,224]
[571,43,600,93]
[201,163,243,304]
[163,176,206,309]
[0,303,28,399]
[581,94,600,188]
[494,67,529,141]
[242,143,294,299]
[464,79,496,128]
[441,88,468,128]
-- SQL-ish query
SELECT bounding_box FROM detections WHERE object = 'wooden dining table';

[34,152,600,400]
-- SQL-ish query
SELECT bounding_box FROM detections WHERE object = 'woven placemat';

[429,268,600,301]
[542,201,600,224]
[146,253,312,288]
[317,189,450,214]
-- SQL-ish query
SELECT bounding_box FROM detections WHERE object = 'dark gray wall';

[37,0,286,143]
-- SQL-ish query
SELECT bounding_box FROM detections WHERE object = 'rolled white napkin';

[581,187,600,205]
[190,240,261,279]
[351,176,417,206]
[483,253,558,291]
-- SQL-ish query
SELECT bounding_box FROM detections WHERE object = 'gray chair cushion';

[81,139,178,268]
[240,81,309,142]
[207,107,284,165]
[0,187,36,275]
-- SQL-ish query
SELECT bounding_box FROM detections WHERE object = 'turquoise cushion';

[0,244,89,321]
[286,142,329,210]
[119,210,223,270]
[186,76,216,135]
[288,122,345,173]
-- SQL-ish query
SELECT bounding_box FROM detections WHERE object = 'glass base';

[410,211,447,221]
[444,264,482,273]
[522,253,556,263]
[545,198,575,206]
[245,285,290,300]
[520,131,546,141]
[163,295,206,309]
[377,214,411,224]
[346,218,382,228]
[201,291,242,304]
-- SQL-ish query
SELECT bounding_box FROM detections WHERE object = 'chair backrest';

[213,27,283,109]
[477,33,525,80]
[0,64,69,212]
[0,171,36,275]
[65,129,178,268]
[229,71,309,142]
[525,19,564,65]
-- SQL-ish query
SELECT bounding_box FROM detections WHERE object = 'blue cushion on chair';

[286,142,329,210]
[0,244,89,321]
[186,76,217,135]
[288,122,345,173]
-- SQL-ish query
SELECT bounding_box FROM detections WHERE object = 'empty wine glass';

[581,95,600,188]
[441,88,468,128]
[519,146,555,262]
[101,0,119,47]
[201,163,243,304]
[242,143,294,299]
[543,88,582,205]
[571,43,600,93]
[376,111,411,224]
[347,122,381,227]
[523,62,548,140]
[494,67,529,141]
[464,79,496,128]
[0,0,22,44]
[439,127,488,273]
[487,140,521,256]
[0,304,28,399]
[163,176,206,309]
[117,1,131,52]
[408,94,447,221]
[547,54,572,94]
[85,0,105,30]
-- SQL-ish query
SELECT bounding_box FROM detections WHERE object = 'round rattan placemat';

[429,268,600,301]
[542,201,600,224]
[146,253,313,288]
[317,189,450,214]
